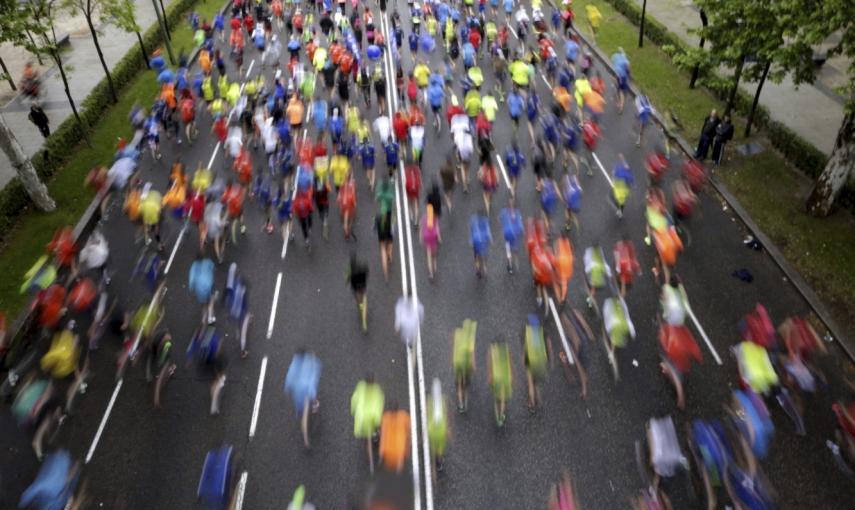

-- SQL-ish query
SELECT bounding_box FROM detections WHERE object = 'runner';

[427,378,449,473]
[449,320,478,418]
[488,341,512,427]
[347,254,370,333]
[351,375,385,472]
[421,204,441,280]
[469,211,492,278]
[284,349,322,448]
[379,404,411,473]
[523,314,552,411]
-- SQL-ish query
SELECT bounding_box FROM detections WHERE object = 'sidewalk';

[0,0,177,189]
[636,0,847,155]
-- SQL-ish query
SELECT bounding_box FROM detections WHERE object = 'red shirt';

[230,17,241,31]
[222,186,245,217]
[468,30,481,49]
[180,98,195,123]
[404,164,421,198]
[187,193,206,223]
[393,113,409,141]
[214,118,227,142]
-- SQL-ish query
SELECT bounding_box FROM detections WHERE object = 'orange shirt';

[379,410,411,472]
[287,99,305,126]
[555,238,574,281]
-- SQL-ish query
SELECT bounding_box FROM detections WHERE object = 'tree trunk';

[806,112,854,216]
[724,56,745,117]
[25,29,44,65]
[638,0,647,48]
[0,56,16,90]
[151,0,175,64]
[136,31,151,68]
[689,9,708,89]
[158,0,170,38]
[51,47,91,147]
[84,8,118,103]
[0,113,55,211]
[745,60,771,137]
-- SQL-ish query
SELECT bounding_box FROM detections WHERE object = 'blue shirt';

[284,353,322,414]
[428,85,445,109]
[360,143,375,168]
[189,259,215,304]
[504,147,525,177]
[384,141,399,166]
[470,216,491,255]
[526,94,540,121]
[312,100,328,132]
[499,208,524,245]
[507,92,523,119]
[614,162,634,186]
[565,40,580,62]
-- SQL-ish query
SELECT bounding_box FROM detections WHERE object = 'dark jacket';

[29,106,49,127]
[700,115,720,138]
[715,121,734,143]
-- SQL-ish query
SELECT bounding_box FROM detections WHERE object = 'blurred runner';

[284,349,322,448]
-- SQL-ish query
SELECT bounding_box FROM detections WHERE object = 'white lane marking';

[507,22,518,39]
[234,471,248,510]
[207,141,222,169]
[494,153,512,189]
[382,11,428,510]
[129,285,165,358]
[245,59,255,78]
[591,152,615,187]
[682,290,723,365]
[164,222,187,274]
[547,297,574,365]
[85,379,123,464]
[266,272,283,339]
[540,73,551,88]
[249,356,268,438]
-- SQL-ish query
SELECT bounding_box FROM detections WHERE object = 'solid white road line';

[382,11,428,510]
[683,292,723,365]
[590,152,615,187]
[85,379,123,464]
[266,272,283,340]
[234,471,248,510]
[164,222,187,275]
[507,22,519,39]
[249,356,268,438]
[494,153,512,190]
[547,297,574,365]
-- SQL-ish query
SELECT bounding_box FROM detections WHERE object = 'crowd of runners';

[3,0,855,507]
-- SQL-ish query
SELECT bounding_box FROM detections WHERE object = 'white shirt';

[410,125,425,151]
[395,296,424,347]
[226,127,243,158]
[455,132,473,161]
[374,116,391,142]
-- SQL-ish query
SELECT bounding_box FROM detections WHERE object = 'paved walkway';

[0,0,176,189]
[637,0,847,155]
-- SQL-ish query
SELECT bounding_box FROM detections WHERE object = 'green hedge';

[601,0,848,193]
[0,0,202,244]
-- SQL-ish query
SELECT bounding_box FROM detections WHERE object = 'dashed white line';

[164,222,187,274]
[547,297,574,365]
[249,356,268,438]
[682,289,723,365]
[590,152,615,187]
[234,471,248,509]
[266,272,283,339]
[85,378,123,464]
[494,153,512,189]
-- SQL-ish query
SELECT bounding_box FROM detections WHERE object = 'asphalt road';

[2,1,854,509]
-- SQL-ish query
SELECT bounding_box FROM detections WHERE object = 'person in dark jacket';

[694,109,719,160]
[711,115,734,165]
[28,102,50,138]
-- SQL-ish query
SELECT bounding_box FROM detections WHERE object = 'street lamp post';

[151,0,175,64]
[690,9,708,88]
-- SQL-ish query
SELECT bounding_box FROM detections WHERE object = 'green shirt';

[351,381,384,438]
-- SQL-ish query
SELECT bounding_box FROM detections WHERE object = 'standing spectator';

[29,102,50,138]
[694,109,719,160]
[712,115,734,166]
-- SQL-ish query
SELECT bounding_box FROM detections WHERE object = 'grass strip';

[0,0,223,317]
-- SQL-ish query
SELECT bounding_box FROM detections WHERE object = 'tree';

[63,0,118,103]
[801,0,855,215]
[106,0,150,69]
[677,1,781,117]
[0,114,55,211]
[23,0,91,146]
[0,0,38,90]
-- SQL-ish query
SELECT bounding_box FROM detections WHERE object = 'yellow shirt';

[331,154,349,187]
[414,64,430,88]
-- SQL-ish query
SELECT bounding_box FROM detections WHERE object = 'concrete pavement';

[634,0,847,155]
[2,1,855,508]
[0,0,177,189]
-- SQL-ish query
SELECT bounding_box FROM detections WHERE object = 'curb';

[564,22,854,361]
[3,0,234,370]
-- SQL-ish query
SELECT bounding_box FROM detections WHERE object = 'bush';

[0,0,209,244]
